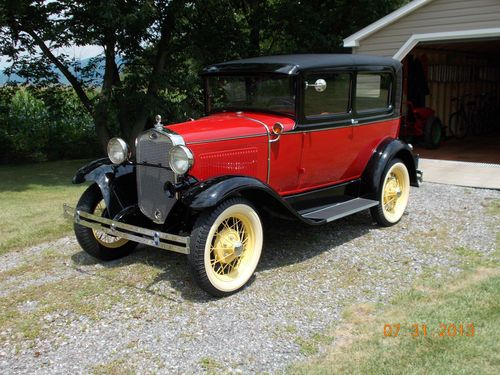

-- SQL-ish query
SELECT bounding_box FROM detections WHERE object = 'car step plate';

[301,198,378,223]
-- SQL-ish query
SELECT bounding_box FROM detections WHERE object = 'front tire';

[74,184,137,261]
[370,158,410,227]
[188,197,263,297]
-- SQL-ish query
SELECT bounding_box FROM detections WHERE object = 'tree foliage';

[0,0,405,153]
[0,86,98,162]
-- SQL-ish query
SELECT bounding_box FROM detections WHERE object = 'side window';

[304,73,351,118]
[355,72,392,113]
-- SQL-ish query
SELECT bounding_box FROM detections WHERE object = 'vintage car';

[64,54,421,297]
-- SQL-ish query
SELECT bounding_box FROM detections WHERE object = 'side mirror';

[305,79,327,92]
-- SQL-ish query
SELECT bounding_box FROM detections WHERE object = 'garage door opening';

[404,39,500,164]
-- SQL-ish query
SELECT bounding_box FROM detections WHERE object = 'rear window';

[355,72,392,112]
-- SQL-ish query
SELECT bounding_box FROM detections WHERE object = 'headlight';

[107,137,129,164]
[168,145,194,175]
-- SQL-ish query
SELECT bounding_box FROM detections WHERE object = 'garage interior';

[408,39,500,164]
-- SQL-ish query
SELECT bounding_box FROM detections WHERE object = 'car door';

[351,70,400,175]
[296,71,359,191]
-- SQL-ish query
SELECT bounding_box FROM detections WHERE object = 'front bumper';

[63,204,190,254]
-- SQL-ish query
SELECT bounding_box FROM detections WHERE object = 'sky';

[0,44,103,69]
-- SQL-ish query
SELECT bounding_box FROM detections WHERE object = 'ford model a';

[64,54,421,297]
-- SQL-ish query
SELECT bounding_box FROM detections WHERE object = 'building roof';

[201,54,401,75]
[343,0,434,48]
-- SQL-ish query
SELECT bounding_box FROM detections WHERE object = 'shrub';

[0,86,100,163]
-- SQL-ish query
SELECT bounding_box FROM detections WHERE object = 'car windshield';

[205,75,295,116]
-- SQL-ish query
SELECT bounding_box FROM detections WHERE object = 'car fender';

[180,175,318,224]
[360,138,419,199]
[72,158,136,216]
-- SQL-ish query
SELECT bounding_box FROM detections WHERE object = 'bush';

[0,86,100,163]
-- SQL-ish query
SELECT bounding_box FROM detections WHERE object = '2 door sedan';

[65,54,420,296]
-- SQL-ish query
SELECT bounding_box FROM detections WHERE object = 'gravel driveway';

[0,183,498,374]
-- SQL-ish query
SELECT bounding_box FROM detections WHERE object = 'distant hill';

[0,70,23,84]
[0,56,107,85]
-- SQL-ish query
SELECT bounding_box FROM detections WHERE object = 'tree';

[0,0,406,153]
[0,0,189,150]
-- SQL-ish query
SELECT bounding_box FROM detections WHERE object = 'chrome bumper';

[63,204,190,254]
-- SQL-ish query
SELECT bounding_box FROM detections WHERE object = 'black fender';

[180,175,318,224]
[360,138,420,199]
[72,158,137,217]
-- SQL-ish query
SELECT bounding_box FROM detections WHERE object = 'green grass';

[0,160,90,254]
[291,267,499,375]
[199,357,224,373]
[291,199,499,374]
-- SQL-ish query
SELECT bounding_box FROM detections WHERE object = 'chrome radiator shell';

[136,129,179,224]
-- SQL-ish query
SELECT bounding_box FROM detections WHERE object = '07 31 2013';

[383,323,475,337]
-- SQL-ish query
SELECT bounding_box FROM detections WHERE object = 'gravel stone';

[0,183,498,374]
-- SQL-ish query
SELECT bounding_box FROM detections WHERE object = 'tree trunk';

[94,115,112,153]
[121,0,186,153]
[93,94,114,153]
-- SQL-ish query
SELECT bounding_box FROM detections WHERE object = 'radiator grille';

[136,130,177,224]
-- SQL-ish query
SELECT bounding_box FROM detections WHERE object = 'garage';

[343,0,500,165]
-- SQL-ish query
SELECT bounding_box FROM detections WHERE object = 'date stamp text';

[383,323,475,337]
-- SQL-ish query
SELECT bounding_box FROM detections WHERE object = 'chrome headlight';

[168,145,194,175]
[107,137,129,164]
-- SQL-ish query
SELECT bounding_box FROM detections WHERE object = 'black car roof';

[201,54,402,75]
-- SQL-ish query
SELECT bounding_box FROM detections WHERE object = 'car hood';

[165,112,296,144]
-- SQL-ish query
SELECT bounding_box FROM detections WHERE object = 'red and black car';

[64,54,421,297]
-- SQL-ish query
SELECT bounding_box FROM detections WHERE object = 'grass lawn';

[291,235,500,374]
[0,160,90,254]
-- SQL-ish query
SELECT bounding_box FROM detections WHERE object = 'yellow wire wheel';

[74,183,137,261]
[92,200,128,248]
[379,160,410,224]
[189,198,263,296]
[370,158,410,227]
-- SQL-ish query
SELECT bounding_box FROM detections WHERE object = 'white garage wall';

[352,0,500,56]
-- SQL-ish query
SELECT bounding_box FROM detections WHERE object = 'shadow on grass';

[0,159,92,192]
[71,211,374,303]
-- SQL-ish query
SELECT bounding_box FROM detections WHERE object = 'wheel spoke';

[384,196,397,210]
[215,251,235,263]
[238,223,245,239]
[221,262,231,274]
[230,220,240,234]
[222,220,231,232]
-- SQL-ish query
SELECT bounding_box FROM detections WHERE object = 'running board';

[300,198,378,223]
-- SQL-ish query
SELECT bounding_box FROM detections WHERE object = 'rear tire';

[370,158,410,227]
[74,184,137,261]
